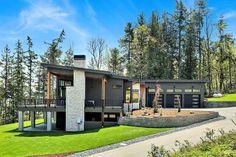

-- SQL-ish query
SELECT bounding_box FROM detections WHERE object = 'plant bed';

[119,108,219,128]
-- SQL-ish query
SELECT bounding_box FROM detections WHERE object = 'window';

[109,114,116,118]
[65,81,72,86]
[149,88,155,93]
[59,80,65,86]
[166,89,174,92]
[125,88,131,103]
[175,89,182,92]
[112,84,122,89]
[193,89,200,93]
[185,89,192,93]
[132,90,139,103]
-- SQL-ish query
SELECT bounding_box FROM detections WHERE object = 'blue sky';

[0,0,235,56]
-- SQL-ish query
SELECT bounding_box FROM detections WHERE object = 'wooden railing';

[19,99,66,108]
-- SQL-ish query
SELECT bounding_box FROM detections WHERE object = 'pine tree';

[195,0,207,79]
[11,40,25,122]
[120,22,134,76]
[217,16,227,92]
[108,48,124,74]
[44,29,65,64]
[131,13,149,80]
[63,45,74,66]
[182,12,198,79]
[0,45,13,124]
[174,0,187,79]
[25,36,37,99]
[146,11,163,79]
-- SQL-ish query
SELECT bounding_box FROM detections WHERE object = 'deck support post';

[18,111,24,131]
[30,111,35,128]
[47,71,51,107]
[43,112,47,124]
[47,112,52,131]
[101,77,106,127]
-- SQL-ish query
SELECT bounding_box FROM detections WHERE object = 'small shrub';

[148,145,171,157]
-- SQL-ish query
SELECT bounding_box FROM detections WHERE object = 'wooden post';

[47,71,51,107]
[101,77,106,127]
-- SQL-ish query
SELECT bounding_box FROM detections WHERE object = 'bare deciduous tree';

[88,38,106,69]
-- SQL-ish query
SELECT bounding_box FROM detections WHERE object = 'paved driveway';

[89,107,236,157]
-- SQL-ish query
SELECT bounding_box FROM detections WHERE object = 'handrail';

[19,99,66,108]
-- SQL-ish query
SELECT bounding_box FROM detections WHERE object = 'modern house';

[17,55,206,132]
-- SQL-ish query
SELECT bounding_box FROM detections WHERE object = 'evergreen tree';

[195,0,207,79]
[182,12,198,79]
[25,36,37,99]
[63,45,74,66]
[11,40,25,122]
[146,11,163,79]
[44,29,65,64]
[131,13,149,80]
[120,22,134,76]
[174,0,187,79]
[108,48,124,74]
[0,45,13,124]
[217,16,227,92]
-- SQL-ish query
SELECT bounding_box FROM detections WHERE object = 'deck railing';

[19,99,66,108]
[85,99,123,108]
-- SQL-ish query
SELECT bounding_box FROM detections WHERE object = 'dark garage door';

[147,94,164,107]
[166,94,182,108]
[184,94,200,108]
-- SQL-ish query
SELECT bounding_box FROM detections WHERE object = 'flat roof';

[142,80,206,83]
[41,63,132,81]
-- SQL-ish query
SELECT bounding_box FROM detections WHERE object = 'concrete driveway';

[89,107,236,157]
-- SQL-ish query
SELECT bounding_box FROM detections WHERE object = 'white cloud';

[17,0,88,38]
[223,11,236,19]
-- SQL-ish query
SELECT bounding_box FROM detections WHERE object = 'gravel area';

[69,116,224,157]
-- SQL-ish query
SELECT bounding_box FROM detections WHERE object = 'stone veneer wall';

[66,70,85,131]
[204,101,236,108]
[118,111,219,128]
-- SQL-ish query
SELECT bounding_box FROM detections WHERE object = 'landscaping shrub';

[148,129,236,157]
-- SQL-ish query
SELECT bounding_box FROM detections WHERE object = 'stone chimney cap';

[74,55,86,60]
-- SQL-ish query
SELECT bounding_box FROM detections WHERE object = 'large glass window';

[166,89,174,93]
[193,89,200,93]
[175,89,182,92]
[185,89,192,93]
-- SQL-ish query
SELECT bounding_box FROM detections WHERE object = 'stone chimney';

[74,55,86,68]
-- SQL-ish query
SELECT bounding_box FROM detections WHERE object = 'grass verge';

[0,120,171,157]
[207,93,236,101]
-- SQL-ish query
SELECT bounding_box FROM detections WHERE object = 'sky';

[0,0,235,57]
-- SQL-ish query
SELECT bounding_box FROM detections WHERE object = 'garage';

[166,94,182,108]
[147,94,164,107]
[184,94,200,108]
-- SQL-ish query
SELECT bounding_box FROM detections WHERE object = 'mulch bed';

[131,108,211,118]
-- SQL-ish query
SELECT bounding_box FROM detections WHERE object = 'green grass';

[0,120,171,157]
[207,93,236,101]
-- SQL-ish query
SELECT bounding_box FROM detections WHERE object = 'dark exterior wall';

[105,78,124,106]
[145,82,205,108]
[86,78,102,106]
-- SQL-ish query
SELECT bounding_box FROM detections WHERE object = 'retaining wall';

[204,101,236,108]
[118,111,219,128]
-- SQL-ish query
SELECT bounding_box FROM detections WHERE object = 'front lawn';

[207,93,236,101]
[0,120,171,157]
